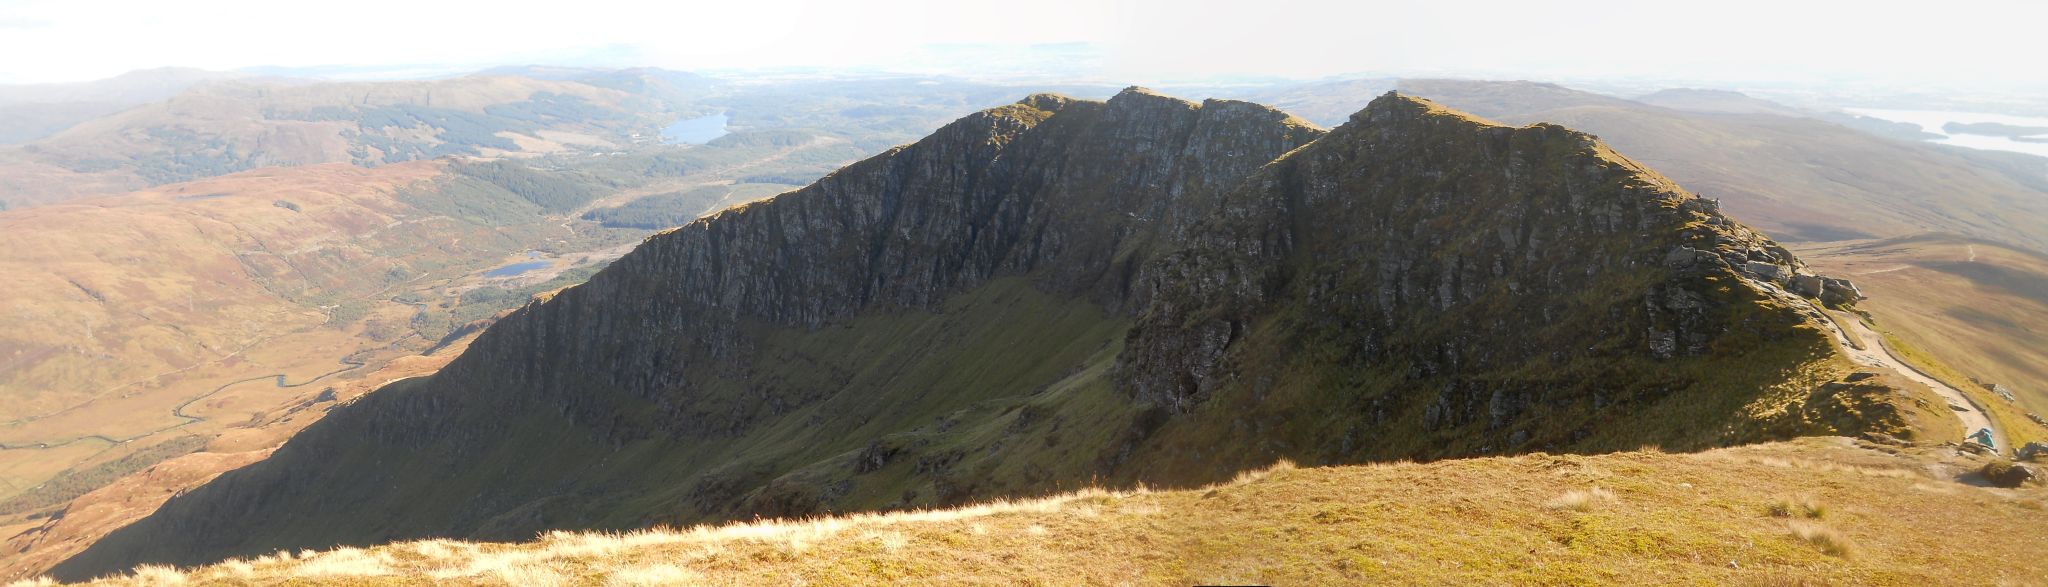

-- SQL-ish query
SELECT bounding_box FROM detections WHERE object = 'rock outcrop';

[54,91,1904,580]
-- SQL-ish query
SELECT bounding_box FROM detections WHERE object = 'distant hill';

[1391,79,2048,250]
[0,68,247,106]
[0,68,248,144]
[1636,88,1813,117]
[1237,79,2048,250]
[0,102,131,144]
[481,66,725,111]
[1944,120,2048,138]
[52,90,1913,578]
[0,75,669,208]
[0,69,1122,211]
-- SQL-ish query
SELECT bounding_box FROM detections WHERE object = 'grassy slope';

[1796,235,2048,446]
[55,438,2047,586]
[100,278,1132,562]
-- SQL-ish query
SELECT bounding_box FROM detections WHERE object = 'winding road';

[1781,285,2004,451]
[1835,317,2002,450]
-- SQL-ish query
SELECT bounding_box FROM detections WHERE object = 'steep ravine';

[54,91,1906,579]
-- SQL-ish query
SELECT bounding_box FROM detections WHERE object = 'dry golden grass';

[1797,235,2048,446]
[1544,487,1617,512]
[1766,494,1827,519]
[43,437,2048,586]
[1785,520,1858,558]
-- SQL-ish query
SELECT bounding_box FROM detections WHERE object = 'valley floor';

[43,437,2046,586]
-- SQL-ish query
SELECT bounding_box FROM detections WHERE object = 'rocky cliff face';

[1126,97,1790,409]
[54,91,1903,579]
[1105,98,1873,481]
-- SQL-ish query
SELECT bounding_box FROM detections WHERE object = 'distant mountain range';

[0,68,1121,210]
[12,70,2046,255]
[0,68,246,143]
[0,75,669,208]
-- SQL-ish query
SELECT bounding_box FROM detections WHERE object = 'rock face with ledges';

[1122,96,1794,414]
[53,91,1905,581]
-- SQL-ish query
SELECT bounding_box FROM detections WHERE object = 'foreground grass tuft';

[1544,487,1617,512]
[1765,494,1827,519]
[1786,520,1858,558]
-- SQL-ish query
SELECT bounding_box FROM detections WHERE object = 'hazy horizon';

[3,0,2044,93]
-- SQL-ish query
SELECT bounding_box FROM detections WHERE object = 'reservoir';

[484,261,550,278]
[662,113,730,145]
[1846,108,2048,159]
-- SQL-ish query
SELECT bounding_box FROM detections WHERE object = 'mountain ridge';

[51,90,1910,579]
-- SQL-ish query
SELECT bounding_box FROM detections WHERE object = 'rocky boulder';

[1790,273,1825,297]
[1982,459,2036,487]
[1818,276,1863,306]
[2020,442,2048,463]
[1743,260,1782,280]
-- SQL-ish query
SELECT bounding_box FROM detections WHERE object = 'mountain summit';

[54,90,1907,578]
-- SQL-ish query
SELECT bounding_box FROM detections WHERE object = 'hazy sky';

[2,0,2043,89]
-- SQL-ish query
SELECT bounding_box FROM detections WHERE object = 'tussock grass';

[74,485,1140,586]
[116,566,182,586]
[1545,487,1617,512]
[289,547,395,577]
[603,563,698,586]
[1716,454,1921,480]
[1766,494,1828,519]
[1786,520,1858,558]
[1230,459,1297,486]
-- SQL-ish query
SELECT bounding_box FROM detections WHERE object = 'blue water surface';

[484,261,550,278]
[661,113,730,145]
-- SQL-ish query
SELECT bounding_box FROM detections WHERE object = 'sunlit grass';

[49,444,2048,586]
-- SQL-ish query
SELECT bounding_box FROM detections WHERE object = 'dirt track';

[1837,317,2001,449]
[1751,277,2003,452]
